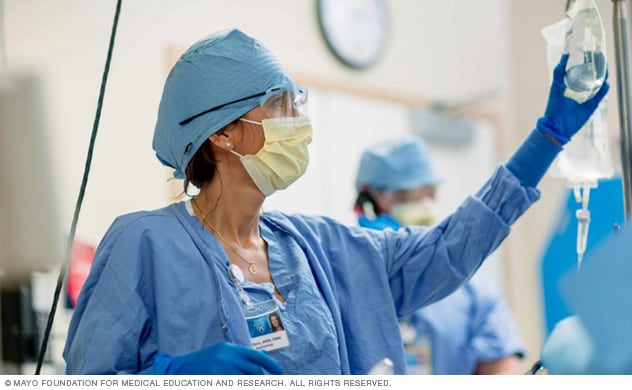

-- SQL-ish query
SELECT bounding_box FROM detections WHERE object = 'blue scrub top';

[406,271,525,374]
[63,166,538,374]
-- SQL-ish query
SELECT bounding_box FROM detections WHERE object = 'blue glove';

[358,214,401,231]
[506,54,610,187]
[153,342,284,375]
[537,54,610,145]
[540,315,604,374]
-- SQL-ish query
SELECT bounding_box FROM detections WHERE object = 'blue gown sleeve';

[384,165,540,315]
[63,215,154,374]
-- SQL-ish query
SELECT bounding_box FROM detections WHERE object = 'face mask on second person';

[390,198,440,227]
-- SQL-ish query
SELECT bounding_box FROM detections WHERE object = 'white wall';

[3,0,625,373]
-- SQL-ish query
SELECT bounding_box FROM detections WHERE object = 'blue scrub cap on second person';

[355,136,441,192]
[152,28,293,179]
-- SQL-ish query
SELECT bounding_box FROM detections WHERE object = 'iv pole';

[612,0,632,221]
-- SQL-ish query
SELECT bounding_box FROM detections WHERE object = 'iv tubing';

[34,0,123,374]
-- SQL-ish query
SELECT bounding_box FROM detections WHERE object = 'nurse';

[63,28,609,374]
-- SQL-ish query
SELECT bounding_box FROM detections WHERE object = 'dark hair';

[353,190,379,216]
[184,139,217,191]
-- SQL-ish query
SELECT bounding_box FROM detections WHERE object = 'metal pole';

[612,0,632,220]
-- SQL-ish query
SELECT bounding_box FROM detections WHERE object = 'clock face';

[317,0,388,69]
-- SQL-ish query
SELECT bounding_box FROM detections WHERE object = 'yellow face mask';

[233,116,312,196]
[391,199,439,227]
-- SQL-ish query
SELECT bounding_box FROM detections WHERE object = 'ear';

[209,129,235,152]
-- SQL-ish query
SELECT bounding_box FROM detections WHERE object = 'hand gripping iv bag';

[542,0,614,267]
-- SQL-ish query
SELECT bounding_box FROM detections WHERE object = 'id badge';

[244,299,290,352]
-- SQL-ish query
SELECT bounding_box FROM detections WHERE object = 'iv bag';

[542,1,613,268]
[564,0,607,104]
[542,3,614,186]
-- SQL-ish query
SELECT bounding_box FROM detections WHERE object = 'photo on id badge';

[245,300,290,352]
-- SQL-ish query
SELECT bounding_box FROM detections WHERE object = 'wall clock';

[317,0,388,70]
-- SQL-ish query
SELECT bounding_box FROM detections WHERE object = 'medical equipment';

[0,73,63,282]
[564,0,607,103]
[543,0,613,268]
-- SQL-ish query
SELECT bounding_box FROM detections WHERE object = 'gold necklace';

[193,199,261,275]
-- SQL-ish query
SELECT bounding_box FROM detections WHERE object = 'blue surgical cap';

[355,136,441,192]
[152,28,293,179]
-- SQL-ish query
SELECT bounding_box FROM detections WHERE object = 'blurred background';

[0,0,627,374]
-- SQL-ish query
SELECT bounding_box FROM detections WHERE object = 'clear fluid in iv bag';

[564,2,607,103]
[565,51,606,99]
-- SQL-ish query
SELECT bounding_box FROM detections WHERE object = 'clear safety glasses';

[388,187,437,204]
[179,82,308,126]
